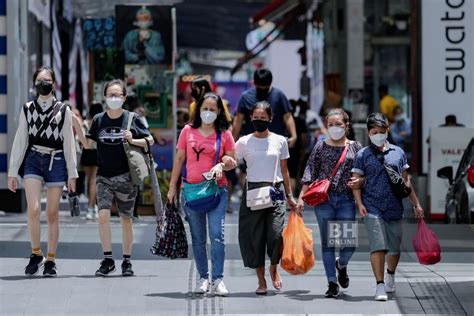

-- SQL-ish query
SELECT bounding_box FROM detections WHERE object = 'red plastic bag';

[412,219,441,265]
[281,212,315,275]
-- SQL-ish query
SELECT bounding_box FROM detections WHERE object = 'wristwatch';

[286,193,293,198]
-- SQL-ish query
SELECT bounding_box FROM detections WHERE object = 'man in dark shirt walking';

[232,69,297,148]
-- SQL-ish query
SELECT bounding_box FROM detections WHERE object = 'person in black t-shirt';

[85,79,152,277]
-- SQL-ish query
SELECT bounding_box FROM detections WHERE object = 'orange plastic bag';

[281,212,315,275]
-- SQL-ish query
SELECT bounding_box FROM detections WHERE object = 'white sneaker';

[194,278,210,294]
[384,273,395,293]
[211,279,229,296]
[375,283,388,301]
[86,208,95,220]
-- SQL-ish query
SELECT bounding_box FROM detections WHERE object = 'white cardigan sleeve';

[8,108,29,178]
[62,107,79,179]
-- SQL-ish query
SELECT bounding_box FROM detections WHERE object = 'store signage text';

[442,0,467,93]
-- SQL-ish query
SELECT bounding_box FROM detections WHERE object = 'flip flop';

[255,286,268,295]
[269,268,283,291]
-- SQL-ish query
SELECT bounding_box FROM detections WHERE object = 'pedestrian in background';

[81,101,103,220]
[232,68,297,148]
[287,99,309,197]
[390,106,412,158]
[236,101,296,295]
[351,112,424,301]
[167,92,236,296]
[85,79,153,277]
[296,109,363,298]
[8,66,78,277]
[378,85,399,125]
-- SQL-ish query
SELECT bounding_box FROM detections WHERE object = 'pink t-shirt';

[177,125,235,186]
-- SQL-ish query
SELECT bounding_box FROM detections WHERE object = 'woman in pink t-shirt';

[168,93,236,296]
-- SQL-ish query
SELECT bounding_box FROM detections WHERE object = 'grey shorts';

[364,214,402,255]
[96,172,138,218]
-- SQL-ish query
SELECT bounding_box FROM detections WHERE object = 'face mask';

[370,133,388,147]
[200,110,217,124]
[135,20,152,29]
[256,88,270,100]
[35,81,54,96]
[395,114,405,122]
[328,126,346,141]
[191,88,201,100]
[106,97,124,110]
[252,119,270,132]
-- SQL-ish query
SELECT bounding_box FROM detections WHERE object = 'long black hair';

[32,66,56,97]
[32,66,56,85]
[191,76,212,100]
[191,92,230,131]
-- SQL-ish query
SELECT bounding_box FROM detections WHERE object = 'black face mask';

[252,119,270,132]
[35,81,54,96]
[191,88,201,100]
[256,87,270,100]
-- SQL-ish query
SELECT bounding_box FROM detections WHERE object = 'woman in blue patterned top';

[351,112,424,302]
[296,109,364,298]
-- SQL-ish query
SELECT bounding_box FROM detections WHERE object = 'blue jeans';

[314,193,356,283]
[182,187,228,281]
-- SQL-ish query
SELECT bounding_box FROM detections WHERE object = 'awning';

[231,2,306,75]
[250,0,301,26]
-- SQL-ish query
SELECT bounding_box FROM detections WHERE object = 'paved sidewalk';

[0,209,473,315]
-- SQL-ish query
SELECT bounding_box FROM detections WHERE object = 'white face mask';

[200,110,217,124]
[370,133,388,147]
[327,126,346,141]
[395,114,405,122]
[136,20,152,29]
[106,97,124,110]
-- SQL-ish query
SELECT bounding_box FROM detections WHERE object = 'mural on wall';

[83,18,115,50]
[116,5,173,65]
[82,7,175,209]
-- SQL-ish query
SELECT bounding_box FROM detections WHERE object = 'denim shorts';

[24,150,67,187]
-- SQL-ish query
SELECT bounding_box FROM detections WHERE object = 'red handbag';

[302,145,349,206]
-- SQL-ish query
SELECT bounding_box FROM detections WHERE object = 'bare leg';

[386,253,400,273]
[255,266,267,294]
[45,186,63,259]
[83,166,98,209]
[24,179,43,252]
[98,209,112,252]
[269,264,282,290]
[120,216,134,256]
[370,251,386,282]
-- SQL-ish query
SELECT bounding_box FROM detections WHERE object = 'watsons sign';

[443,0,466,93]
[422,0,474,173]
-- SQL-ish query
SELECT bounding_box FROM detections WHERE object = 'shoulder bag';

[246,143,284,211]
[302,144,349,206]
[369,146,412,199]
[122,110,151,185]
[182,131,222,213]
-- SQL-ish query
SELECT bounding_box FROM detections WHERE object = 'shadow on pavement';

[145,292,189,299]
[0,274,164,281]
